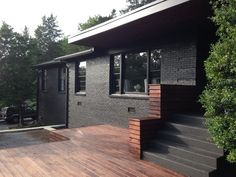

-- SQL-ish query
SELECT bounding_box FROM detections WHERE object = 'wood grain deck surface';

[0,125,185,177]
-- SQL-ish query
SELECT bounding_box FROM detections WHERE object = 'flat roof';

[68,0,210,48]
[69,0,190,45]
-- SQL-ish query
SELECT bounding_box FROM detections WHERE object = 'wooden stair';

[142,114,226,177]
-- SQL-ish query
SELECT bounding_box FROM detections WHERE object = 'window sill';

[75,92,86,96]
[110,94,149,100]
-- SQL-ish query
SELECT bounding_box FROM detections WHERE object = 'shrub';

[200,0,236,162]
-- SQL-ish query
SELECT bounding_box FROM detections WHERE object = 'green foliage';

[200,0,236,162]
[78,10,116,31]
[120,0,156,14]
[0,14,79,108]
[0,23,36,106]
[35,14,66,62]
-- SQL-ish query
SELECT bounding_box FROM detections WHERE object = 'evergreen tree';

[35,14,64,62]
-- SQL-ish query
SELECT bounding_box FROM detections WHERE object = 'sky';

[0,0,127,37]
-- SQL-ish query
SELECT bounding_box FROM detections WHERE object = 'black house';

[35,0,213,128]
[34,1,232,176]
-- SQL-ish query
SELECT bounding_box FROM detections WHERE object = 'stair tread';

[165,121,208,131]
[161,125,212,142]
[158,129,216,144]
[151,138,222,158]
[156,130,224,155]
[173,114,205,119]
[143,150,215,172]
[169,114,206,128]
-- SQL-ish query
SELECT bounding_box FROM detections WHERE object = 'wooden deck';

[0,125,185,177]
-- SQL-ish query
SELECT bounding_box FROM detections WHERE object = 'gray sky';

[0,0,126,36]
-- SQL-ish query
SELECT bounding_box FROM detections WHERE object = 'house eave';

[33,60,64,69]
[54,48,95,61]
[68,0,191,46]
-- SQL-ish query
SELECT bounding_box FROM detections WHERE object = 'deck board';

[0,125,185,177]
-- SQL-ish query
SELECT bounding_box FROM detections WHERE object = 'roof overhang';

[54,48,94,61]
[69,0,211,48]
[33,60,64,69]
[33,48,95,68]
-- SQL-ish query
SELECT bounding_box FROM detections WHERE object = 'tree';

[120,0,156,14]
[35,14,64,62]
[200,0,236,162]
[0,23,36,108]
[0,15,79,110]
[78,10,116,31]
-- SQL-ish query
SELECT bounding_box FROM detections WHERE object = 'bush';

[200,0,236,162]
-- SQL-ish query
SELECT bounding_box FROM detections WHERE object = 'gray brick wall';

[38,67,67,125]
[161,39,196,85]
[68,57,149,128]
[68,35,197,128]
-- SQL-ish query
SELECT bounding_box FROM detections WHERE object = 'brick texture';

[67,35,197,128]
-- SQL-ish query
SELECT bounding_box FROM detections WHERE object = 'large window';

[75,61,86,93]
[58,67,66,92]
[111,49,161,94]
[124,51,148,93]
[41,69,47,91]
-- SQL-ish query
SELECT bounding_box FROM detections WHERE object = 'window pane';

[150,49,161,84]
[79,61,86,76]
[59,67,66,91]
[124,51,147,93]
[112,54,121,93]
[42,69,47,91]
[76,61,86,92]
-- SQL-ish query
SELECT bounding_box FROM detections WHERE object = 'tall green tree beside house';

[200,0,236,162]
[35,14,64,62]
[0,14,80,108]
[121,0,156,14]
[0,24,36,107]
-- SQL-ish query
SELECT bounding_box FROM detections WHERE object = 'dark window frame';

[41,69,47,91]
[75,60,86,93]
[110,48,161,95]
[58,67,66,92]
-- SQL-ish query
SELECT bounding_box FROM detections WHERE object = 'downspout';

[36,69,40,123]
[65,64,69,128]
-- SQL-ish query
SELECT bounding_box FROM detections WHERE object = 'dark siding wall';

[38,67,66,125]
[68,34,197,128]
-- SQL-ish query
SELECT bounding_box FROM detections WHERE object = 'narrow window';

[111,54,121,93]
[150,49,161,84]
[41,69,47,91]
[124,51,148,93]
[75,61,86,93]
[58,67,66,92]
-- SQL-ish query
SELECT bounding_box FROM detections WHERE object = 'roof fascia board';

[54,48,94,61]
